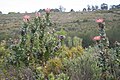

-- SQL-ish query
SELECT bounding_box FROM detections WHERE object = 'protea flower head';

[23,15,30,22]
[35,12,41,17]
[96,18,104,23]
[45,8,50,13]
[93,36,101,41]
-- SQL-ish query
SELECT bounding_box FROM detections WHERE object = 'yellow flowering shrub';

[56,45,84,59]
[43,57,63,75]
[70,46,84,58]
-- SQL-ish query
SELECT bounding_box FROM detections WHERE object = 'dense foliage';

[0,9,120,80]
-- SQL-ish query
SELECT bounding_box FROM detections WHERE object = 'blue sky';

[0,0,119,14]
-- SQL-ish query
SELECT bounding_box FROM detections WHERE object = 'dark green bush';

[63,48,101,80]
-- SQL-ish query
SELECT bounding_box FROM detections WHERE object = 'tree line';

[83,3,120,11]
[0,3,120,14]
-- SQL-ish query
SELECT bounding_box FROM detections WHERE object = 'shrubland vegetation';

[0,7,120,80]
[0,9,120,47]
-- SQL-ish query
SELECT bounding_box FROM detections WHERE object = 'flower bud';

[93,36,101,41]
[23,15,30,22]
[35,12,41,17]
[58,35,65,40]
[45,8,50,13]
[96,18,104,23]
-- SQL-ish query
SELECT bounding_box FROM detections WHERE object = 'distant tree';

[25,11,28,13]
[70,9,75,12]
[54,8,60,12]
[111,5,116,9]
[114,4,120,9]
[83,8,86,11]
[116,4,120,9]
[0,11,2,14]
[43,9,45,12]
[17,12,20,14]
[8,12,16,14]
[59,5,66,12]
[110,4,120,10]
[101,3,108,10]
[51,8,60,12]
[38,9,44,12]
[92,5,95,11]
[51,9,54,12]
[95,5,99,10]
[87,5,91,11]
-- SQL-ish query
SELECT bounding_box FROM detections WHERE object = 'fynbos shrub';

[8,9,62,67]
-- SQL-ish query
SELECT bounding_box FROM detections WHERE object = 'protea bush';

[94,18,120,80]
[8,10,62,67]
[0,9,120,80]
[2,9,68,79]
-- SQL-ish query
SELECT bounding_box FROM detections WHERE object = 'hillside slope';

[0,11,120,47]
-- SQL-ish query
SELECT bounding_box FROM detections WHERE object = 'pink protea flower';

[93,36,101,41]
[35,12,41,17]
[23,15,30,22]
[96,18,104,23]
[45,8,50,13]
